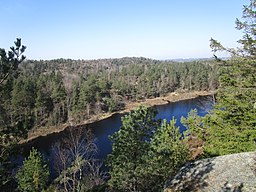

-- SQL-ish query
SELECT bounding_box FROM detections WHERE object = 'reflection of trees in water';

[194,95,214,113]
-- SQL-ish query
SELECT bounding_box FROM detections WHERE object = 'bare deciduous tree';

[52,127,105,192]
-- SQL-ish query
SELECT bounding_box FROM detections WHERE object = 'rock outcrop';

[165,152,256,192]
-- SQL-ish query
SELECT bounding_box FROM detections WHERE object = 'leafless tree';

[52,127,105,192]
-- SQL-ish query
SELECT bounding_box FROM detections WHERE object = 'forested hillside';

[0,52,218,190]
[1,57,218,133]
[2,0,255,191]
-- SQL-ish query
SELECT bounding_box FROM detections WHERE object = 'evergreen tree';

[210,0,256,58]
[0,39,26,190]
[16,148,49,192]
[107,106,160,191]
[107,106,189,191]
[146,118,189,191]
[0,38,26,86]
[11,76,36,129]
[183,0,256,157]
[35,79,51,125]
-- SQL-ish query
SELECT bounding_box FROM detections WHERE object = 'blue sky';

[0,0,248,60]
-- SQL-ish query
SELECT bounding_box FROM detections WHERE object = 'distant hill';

[1,56,218,140]
[164,57,229,63]
[169,58,214,62]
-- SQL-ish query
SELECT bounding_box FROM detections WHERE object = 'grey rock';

[164,152,256,192]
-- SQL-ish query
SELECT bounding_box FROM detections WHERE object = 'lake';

[19,95,213,174]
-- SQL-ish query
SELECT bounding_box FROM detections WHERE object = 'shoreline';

[20,90,215,144]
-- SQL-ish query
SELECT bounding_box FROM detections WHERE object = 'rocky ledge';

[165,152,256,192]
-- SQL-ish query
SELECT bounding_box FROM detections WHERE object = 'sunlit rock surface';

[165,152,256,192]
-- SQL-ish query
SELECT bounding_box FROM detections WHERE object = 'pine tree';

[146,118,189,191]
[107,106,189,191]
[16,148,49,192]
[107,106,160,191]
[183,0,256,156]
[0,39,26,190]
[0,38,26,86]
[207,0,256,155]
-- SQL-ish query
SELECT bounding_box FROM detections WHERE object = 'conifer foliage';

[148,118,189,190]
[16,148,49,192]
[183,0,256,156]
[0,38,26,85]
[0,38,26,190]
[107,106,188,191]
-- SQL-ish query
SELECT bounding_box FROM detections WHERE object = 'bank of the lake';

[20,90,215,144]
[18,94,214,171]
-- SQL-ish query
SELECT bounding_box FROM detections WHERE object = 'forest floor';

[20,90,215,144]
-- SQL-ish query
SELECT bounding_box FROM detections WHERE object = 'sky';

[0,0,248,60]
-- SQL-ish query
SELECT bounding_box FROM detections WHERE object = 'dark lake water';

[18,95,213,174]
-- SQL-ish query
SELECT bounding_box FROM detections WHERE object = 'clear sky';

[0,0,248,60]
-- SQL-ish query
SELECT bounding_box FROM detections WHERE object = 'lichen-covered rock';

[164,152,256,192]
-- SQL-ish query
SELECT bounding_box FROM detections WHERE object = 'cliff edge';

[165,152,256,192]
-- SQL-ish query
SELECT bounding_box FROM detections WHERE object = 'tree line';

[1,56,218,132]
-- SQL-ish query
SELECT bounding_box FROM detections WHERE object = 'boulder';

[165,152,256,192]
